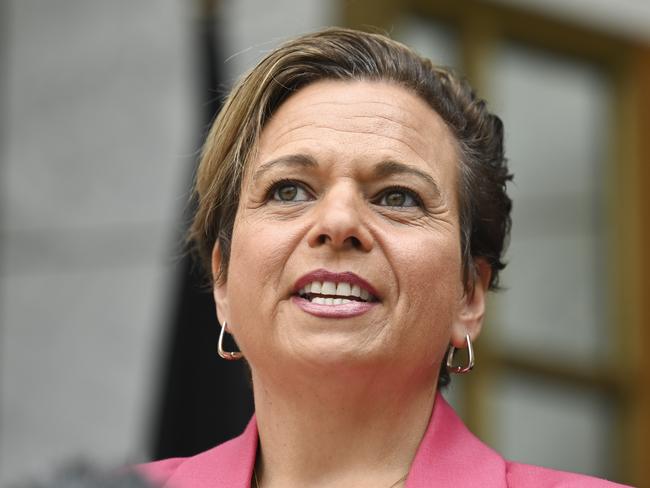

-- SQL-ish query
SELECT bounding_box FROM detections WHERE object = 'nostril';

[313,233,367,249]
[349,236,361,248]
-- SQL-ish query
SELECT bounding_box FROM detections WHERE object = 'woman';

[139,28,628,487]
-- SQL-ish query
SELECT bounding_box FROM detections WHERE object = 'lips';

[291,269,380,318]
[293,269,379,303]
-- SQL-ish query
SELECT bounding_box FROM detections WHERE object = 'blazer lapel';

[405,392,508,488]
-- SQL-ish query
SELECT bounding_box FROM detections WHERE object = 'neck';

[251,362,438,488]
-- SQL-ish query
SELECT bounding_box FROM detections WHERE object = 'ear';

[211,242,230,324]
[450,258,492,348]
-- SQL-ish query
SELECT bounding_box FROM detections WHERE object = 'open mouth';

[297,280,378,305]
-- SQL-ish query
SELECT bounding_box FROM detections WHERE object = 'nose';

[306,183,374,252]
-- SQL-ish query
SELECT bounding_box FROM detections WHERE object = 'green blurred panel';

[486,372,615,479]
[488,42,612,368]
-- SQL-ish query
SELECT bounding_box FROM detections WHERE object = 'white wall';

[0,1,193,484]
[220,0,338,82]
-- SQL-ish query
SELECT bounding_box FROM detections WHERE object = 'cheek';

[399,228,462,285]
[396,232,464,333]
[224,221,275,351]
[228,221,272,305]
[225,216,302,323]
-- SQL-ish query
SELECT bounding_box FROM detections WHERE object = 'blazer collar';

[166,392,507,488]
[405,392,507,487]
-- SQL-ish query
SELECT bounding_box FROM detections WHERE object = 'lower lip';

[291,296,377,318]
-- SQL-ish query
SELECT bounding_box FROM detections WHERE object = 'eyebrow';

[373,160,442,199]
[252,154,442,198]
[252,154,318,183]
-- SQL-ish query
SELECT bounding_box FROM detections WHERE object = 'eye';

[375,187,421,208]
[269,180,312,202]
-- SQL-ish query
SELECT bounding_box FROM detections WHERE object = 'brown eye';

[378,188,419,207]
[271,181,311,202]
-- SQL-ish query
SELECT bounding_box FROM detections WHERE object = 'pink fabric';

[138,393,630,487]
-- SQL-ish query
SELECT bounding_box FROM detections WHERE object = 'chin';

[274,333,404,377]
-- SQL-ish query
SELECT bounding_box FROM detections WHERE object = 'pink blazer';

[138,393,630,487]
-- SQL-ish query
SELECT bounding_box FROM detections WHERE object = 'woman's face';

[214,80,486,380]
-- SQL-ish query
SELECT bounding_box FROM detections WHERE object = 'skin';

[212,80,490,488]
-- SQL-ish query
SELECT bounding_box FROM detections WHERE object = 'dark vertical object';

[151,0,254,460]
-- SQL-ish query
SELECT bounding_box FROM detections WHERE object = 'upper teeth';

[299,281,372,301]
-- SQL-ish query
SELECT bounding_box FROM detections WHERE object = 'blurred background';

[1,0,649,486]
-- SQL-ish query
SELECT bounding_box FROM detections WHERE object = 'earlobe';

[451,259,491,348]
[211,242,229,323]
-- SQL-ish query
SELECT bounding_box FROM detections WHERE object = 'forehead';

[250,80,460,190]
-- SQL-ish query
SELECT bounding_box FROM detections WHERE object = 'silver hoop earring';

[446,333,474,374]
[218,321,243,360]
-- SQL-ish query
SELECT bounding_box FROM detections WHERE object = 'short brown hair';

[189,27,512,384]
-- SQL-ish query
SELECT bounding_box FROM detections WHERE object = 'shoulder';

[135,438,251,488]
[136,457,186,487]
[506,461,631,487]
[135,418,259,488]
[410,395,632,488]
